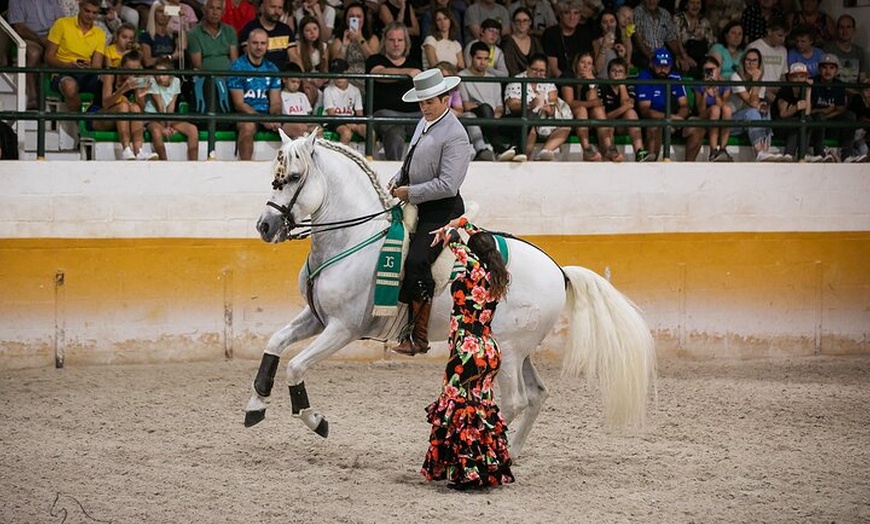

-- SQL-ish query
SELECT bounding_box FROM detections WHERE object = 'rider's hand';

[390,186,410,202]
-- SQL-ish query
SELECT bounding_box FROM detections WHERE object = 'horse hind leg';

[506,356,549,459]
[244,308,323,427]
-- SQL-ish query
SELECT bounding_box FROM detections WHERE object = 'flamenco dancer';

[422,218,514,491]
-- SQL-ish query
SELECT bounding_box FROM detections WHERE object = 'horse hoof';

[314,418,329,438]
[244,409,266,427]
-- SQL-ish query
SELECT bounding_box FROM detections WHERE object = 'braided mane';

[315,140,394,209]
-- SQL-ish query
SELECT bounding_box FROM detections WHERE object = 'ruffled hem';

[421,395,514,489]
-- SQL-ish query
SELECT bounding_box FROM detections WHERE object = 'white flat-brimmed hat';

[402,69,461,103]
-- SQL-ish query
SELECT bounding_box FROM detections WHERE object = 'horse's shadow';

[49,492,113,524]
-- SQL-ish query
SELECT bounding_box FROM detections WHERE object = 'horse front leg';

[244,307,324,427]
[283,322,358,438]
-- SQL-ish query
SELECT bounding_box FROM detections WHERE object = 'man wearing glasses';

[462,18,508,77]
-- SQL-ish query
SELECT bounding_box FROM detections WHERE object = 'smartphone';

[349,17,360,31]
[133,76,150,89]
[164,5,181,16]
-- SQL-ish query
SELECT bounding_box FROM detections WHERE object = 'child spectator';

[104,23,138,68]
[463,18,509,78]
[322,59,365,145]
[561,51,618,162]
[787,25,824,78]
[790,0,835,46]
[289,15,330,108]
[94,50,158,160]
[598,57,647,161]
[436,61,465,115]
[775,62,814,161]
[143,57,199,160]
[593,10,631,80]
[846,82,869,161]
[280,63,314,139]
[809,54,857,162]
[695,55,733,161]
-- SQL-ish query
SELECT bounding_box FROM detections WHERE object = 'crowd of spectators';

[1,0,867,162]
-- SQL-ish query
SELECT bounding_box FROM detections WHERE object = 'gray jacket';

[390,111,474,205]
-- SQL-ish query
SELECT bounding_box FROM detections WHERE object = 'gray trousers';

[373,109,421,160]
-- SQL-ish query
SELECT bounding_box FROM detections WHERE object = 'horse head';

[257,128,326,243]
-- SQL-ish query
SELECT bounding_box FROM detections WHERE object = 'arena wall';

[1,161,868,369]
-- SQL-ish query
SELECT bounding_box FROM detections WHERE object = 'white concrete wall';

[2,161,868,238]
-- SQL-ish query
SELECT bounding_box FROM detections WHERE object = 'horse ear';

[305,128,318,150]
[278,128,292,145]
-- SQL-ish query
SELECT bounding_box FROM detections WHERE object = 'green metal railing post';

[663,77,672,161]
[36,69,46,159]
[798,85,808,161]
[365,75,374,158]
[207,73,216,157]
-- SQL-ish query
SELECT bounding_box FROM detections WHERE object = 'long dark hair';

[467,232,509,301]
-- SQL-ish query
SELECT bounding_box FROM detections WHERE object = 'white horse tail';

[561,266,657,428]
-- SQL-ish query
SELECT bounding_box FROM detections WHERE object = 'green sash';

[372,207,405,317]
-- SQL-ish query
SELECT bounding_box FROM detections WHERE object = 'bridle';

[265,148,393,240]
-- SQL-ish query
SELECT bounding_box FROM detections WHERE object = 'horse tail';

[561,266,657,428]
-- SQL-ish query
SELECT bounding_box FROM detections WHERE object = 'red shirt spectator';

[222,0,256,35]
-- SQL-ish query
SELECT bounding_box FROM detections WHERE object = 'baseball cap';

[329,58,350,74]
[819,54,840,67]
[788,62,808,75]
[652,48,673,67]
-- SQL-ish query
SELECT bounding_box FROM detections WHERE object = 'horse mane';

[314,139,394,210]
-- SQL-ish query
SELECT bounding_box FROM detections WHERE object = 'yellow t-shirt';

[47,16,106,65]
[104,44,124,69]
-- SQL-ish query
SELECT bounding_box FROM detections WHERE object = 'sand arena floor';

[1,355,868,523]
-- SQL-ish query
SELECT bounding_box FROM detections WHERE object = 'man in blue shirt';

[635,48,703,161]
[228,28,283,160]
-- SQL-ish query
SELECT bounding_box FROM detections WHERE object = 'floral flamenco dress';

[421,226,515,490]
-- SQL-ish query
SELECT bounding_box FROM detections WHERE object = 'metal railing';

[0,65,864,160]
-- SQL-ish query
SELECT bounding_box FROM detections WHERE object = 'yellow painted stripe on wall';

[1,232,867,368]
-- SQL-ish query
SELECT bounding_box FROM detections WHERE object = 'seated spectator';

[459,41,512,160]
[222,0,256,35]
[730,47,779,161]
[279,63,314,139]
[322,58,366,145]
[598,57,647,161]
[503,53,571,162]
[295,0,336,40]
[239,0,294,71]
[463,0,510,45]
[227,28,282,160]
[593,10,632,80]
[143,57,199,160]
[635,48,701,161]
[790,0,834,46]
[96,0,140,38]
[846,82,869,160]
[705,0,742,39]
[45,0,106,113]
[502,7,544,78]
[775,62,813,161]
[543,0,594,78]
[126,0,159,30]
[809,54,857,162]
[674,0,715,78]
[188,0,239,114]
[103,23,138,68]
[788,25,824,77]
[708,21,744,77]
[365,22,422,160]
[163,0,198,35]
[823,15,866,85]
[377,0,420,61]
[740,0,786,45]
[463,18,508,77]
[632,0,693,72]
[419,0,465,45]
[289,15,330,107]
[422,7,464,70]
[7,0,63,109]
[93,50,157,160]
[436,61,465,114]
[747,17,788,104]
[560,52,612,162]
[142,1,187,68]
[329,3,380,97]
[695,55,732,161]
[508,0,557,39]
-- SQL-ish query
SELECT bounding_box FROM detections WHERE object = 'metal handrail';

[0,66,864,160]
[0,18,28,127]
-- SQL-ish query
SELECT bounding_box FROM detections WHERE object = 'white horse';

[245,131,656,458]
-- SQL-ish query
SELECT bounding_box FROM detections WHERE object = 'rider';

[388,68,474,356]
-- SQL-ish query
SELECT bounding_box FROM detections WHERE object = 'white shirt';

[504,71,556,115]
[323,83,363,115]
[748,37,788,83]
[281,90,312,115]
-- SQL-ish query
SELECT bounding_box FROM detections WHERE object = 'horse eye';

[287,173,301,182]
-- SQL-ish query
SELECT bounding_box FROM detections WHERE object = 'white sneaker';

[497,147,516,162]
[512,153,528,162]
[755,151,780,162]
[535,149,555,161]
[780,153,794,162]
[136,149,159,161]
[121,146,135,160]
[844,154,867,163]
[805,154,824,163]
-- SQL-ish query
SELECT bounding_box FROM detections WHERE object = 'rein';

[265,201,392,239]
